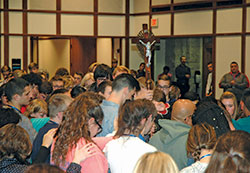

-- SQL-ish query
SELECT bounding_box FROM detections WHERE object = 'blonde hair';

[137,77,155,90]
[134,151,179,173]
[80,72,94,87]
[24,99,48,119]
[220,91,238,119]
[62,75,74,90]
[112,66,130,77]
[88,62,99,73]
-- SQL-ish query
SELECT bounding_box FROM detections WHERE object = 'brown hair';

[88,62,99,73]
[52,95,104,166]
[169,85,181,100]
[134,151,179,173]
[187,123,217,161]
[153,88,166,103]
[220,91,238,119]
[0,124,32,162]
[24,99,48,119]
[25,164,64,173]
[115,99,157,138]
[205,131,250,173]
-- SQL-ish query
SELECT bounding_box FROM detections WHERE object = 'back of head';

[0,108,21,128]
[52,95,103,166]
[171,99,196,123]
[0,124,32,161]
[241,88,250,111]
[94,64,112,81]
[163,66,170,74]
[22,73,42,87]
[183,91,200,102]
[55,67,69,76]
[134,151,179,173]
[1,65,11,73]
[206,131,250,173]
[112,73,139,92]
[187,123,217,161]
[112,66,130,77]
[153,88,166,103]
[115,99,157,137]
[158,73,170,81]
[28,62,38,71]
[48,94,72,119]
[70,85,86,98]
[169,84,181,100]
[39,81,53,95]
[5,77,29,101]
[97,80,112,94]
[193,101,230,137]
[25,164,64,173]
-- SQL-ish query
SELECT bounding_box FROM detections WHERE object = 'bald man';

[149,99,196,170]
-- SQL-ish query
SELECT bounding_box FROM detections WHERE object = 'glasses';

[94,118,103,134]
[157,85,170,90]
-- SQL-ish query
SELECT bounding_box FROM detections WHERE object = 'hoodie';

[149,119,190,170]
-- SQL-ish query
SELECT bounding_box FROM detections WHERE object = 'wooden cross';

[132,24,160,89]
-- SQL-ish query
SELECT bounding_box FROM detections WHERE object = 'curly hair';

[52,94,104,166]
[0,124,32,162]
[186,123,217,161]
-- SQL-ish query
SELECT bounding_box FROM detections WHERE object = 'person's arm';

[219,74,231,89]
[32,128,57,164]
[234,74,250,89]
[66,143,98,173]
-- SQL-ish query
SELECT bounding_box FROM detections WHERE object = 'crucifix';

[132,24,160,89]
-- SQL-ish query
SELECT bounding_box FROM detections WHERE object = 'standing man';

[175,56,191,97]
[219,62,249,100]
[205,62,213,96]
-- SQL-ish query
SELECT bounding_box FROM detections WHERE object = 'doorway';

[154,37,212,98]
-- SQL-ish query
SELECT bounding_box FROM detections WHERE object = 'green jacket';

[149,119,190,170]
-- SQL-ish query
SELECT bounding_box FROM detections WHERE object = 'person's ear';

[12,94,20,101]
[88,117,95,126]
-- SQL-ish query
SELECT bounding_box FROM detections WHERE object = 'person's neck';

[107,92,124,105]
[199,149,213,163]
[50,117,60,124]
[8,101,21,111]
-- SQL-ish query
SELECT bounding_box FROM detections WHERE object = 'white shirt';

[180,161,208,173]
[206,73,212,95]
[103,136,157,173]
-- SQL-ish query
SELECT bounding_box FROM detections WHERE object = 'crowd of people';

[0,59,250,173]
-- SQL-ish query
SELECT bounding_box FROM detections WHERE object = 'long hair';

[52,93,103,166]
[186,123,217,161]
[205,131,250,173]
[220,91,238,119]
[114,99,157,138]
[134,151,179,173]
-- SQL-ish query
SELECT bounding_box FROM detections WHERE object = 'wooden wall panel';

[129,15,149,36]
[61,0,93,12]
[130,0,149,13]
[9,36,23,68]
[28,13,56,34]
[9,12,22,34]
[1,37,4,67]
[246,36,250,82]
[98,16,125,36]
[152,14,171,36]
[247,7,250,32]
[39,39,70,79]
[61,14,93,35]
[97,38,112,66]
[174,10,213,35]
[215,36,241,99]
[28,0,56,10]
[152,0,171,6]
[0,12,3,34]
[99,0,125,13]
[217,8,242,33]
[9,0,22,9]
